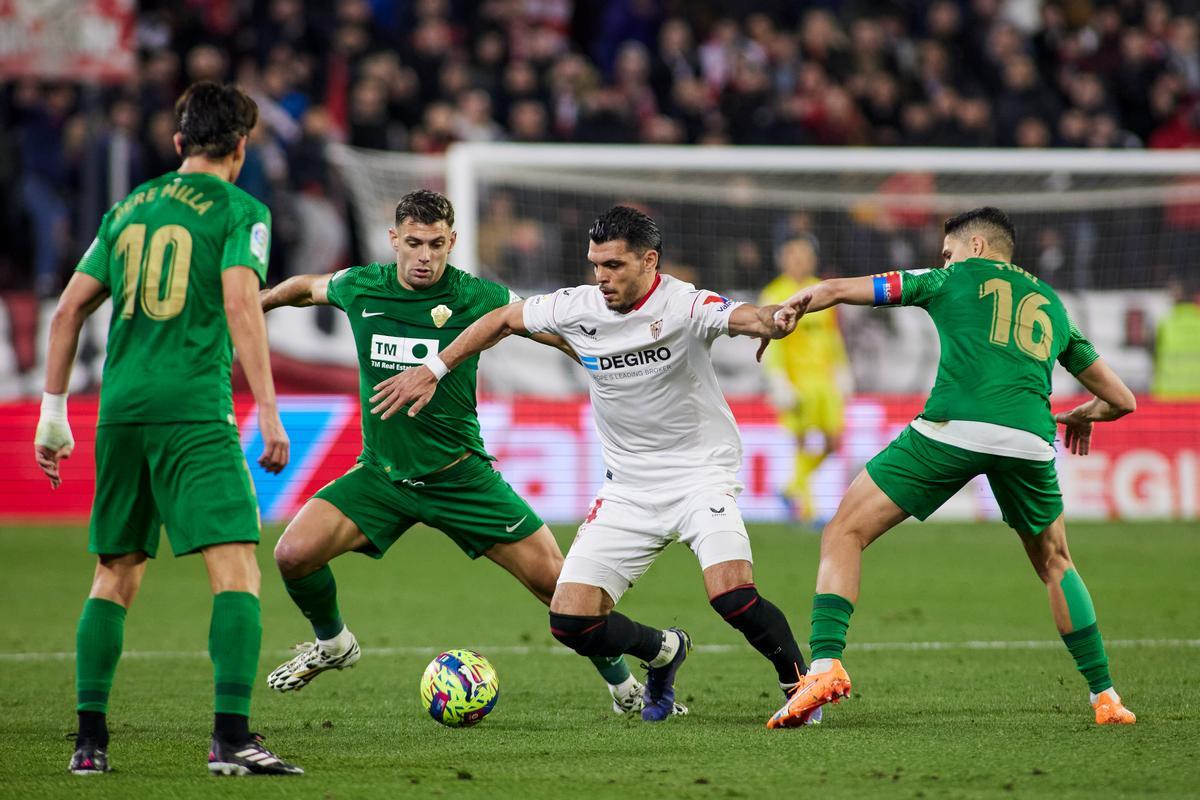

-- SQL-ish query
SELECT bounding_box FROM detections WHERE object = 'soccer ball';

[419,649,499,727]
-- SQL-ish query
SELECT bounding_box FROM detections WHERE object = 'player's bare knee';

[549,583,608,615]
[90,553,145,607]
[822,516,868,551]
[548,586,579,615]
[274,532,321,579]
[89,572,137,608]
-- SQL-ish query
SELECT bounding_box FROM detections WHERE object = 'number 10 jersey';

[75,171,272,425]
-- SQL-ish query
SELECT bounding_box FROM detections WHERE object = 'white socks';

[648,629,681,668]
[318,626,355,656]
[1090,687,1120,705]
[809,658,836,674]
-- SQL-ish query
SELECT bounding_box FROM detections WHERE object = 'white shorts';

[558,484,753,603]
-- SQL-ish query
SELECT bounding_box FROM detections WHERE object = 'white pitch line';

[0,639,1196,663]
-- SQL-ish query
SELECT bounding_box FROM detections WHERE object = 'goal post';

[287,143,1200,522]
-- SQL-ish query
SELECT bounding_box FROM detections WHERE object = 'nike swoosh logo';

[362,310,385,318]
[505,516,528,533]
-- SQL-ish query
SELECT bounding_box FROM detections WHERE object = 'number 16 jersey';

[875,258,1099,443]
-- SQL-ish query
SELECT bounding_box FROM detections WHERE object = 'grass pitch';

[1,521,1196,799]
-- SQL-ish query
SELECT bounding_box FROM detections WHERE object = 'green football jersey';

[326,262,516,480]
[875,258,1099,441]
[76,171,271,425]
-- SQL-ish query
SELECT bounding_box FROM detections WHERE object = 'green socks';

[1059,569,1112,693]
[209,592,262,717]
[76,598,126,713]
[590,655,632,685]
[283,565,345,640]
[1059,568,1097,630]
[810,593,855,661]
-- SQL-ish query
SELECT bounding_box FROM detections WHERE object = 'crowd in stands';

[2,0,1200,298]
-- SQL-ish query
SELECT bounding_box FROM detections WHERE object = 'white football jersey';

[523,274,746,492]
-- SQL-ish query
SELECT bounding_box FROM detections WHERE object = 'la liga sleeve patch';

[249,222,270,265]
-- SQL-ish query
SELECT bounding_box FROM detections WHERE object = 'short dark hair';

[588,206,663,258]
[944,206,1016,257]
[174,81,258,158]
[395,189,455,228]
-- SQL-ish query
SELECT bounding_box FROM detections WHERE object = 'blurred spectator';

[16,84,76,296]
[1153,282,1200,399]
[6,0,1200,299]
[288,107,347,279]
[508,99,551,142]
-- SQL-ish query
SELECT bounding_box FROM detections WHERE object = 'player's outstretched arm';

[370,300,528,420]
[225,266,290,474]
[1055,359,1137,456]
[35,272,110,488]
[259,272,334,311]
[729,297,811,363]
[782,276,877,314]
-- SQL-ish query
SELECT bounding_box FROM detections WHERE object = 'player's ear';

[173,132,184,158]
[971,235,986,257]
[447,229,457,253]
[388,227,400,250]
[643,249,659,271]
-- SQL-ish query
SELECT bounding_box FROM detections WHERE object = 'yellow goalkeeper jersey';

[759,275,848,384]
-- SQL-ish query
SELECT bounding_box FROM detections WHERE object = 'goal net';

[325,143,1200,522]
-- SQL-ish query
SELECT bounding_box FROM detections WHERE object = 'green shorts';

[314,454,544,559]
[866,425,1063,535]
[90,422,260,557]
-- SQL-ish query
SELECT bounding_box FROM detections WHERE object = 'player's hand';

[34,416,74,489]
[782,288,815,315]
[257,408,290,473]
[370,365,438,420]
[1056,410,1093,456]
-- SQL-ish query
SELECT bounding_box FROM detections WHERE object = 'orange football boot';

[1092,689,1136,725]
[766,660,851,729]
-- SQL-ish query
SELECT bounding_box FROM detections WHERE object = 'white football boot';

[267,634,361,692]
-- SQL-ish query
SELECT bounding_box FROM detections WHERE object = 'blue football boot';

[641,628,692,722]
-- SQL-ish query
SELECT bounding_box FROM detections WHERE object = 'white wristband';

[41,392,68,420]
[425,355,449,381]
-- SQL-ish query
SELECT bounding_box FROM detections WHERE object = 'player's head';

[587,206,662,311]
[777,234,819,281]
[173,81,258,180]
[389,189,457,290]
[942,207,1015,266]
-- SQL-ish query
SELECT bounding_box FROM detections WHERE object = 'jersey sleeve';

[872,268,950,308]
[461,274,519,319]
[685,290,745,341]
[522,288,569,335]
[325,266,356,310]
[1058,318,1101,376]
[74,212,113,287]
[221,193,271,284]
